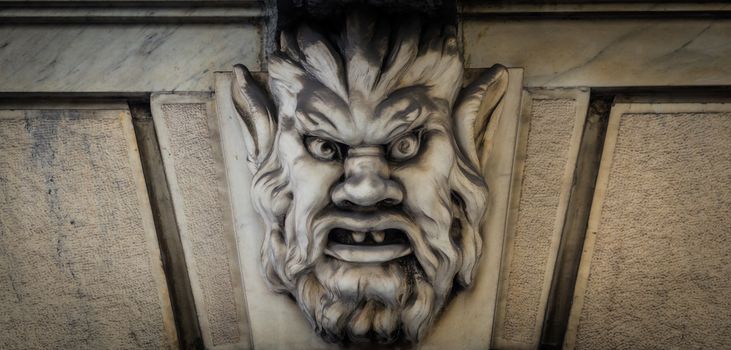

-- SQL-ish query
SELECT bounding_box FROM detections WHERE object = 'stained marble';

[0,24,261,92]
[464,19,731,87]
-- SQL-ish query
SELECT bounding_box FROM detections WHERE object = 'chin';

[289,218,447,344]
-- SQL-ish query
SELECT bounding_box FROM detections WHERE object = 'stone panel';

[151,94,250,349]
[0,105,176,349]
[565,103,731,350]
[463,18,731,87]
[493,89,589,349]
[0,24,261,92]
[425,68,524,350]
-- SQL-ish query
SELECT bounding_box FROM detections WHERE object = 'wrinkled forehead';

[267,14,464,144]
[289,79,450,145]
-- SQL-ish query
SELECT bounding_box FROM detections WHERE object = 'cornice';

[459,1,731,19]
[0,0,265,23]
[4,1,731,24]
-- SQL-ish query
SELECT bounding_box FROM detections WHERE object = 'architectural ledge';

[460,1,731,18]
[0,0,265,23]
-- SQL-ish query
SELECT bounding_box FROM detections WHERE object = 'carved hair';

[268,13,464,119]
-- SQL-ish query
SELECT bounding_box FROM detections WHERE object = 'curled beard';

[252,149,487,344]
[295,256,436,344]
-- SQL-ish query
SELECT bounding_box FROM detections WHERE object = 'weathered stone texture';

[0,109,174,349]
[575,111,731,349]
[503,98,577,343]
[158,103,241,346]
[0,24,261,92]
[463,19,731,87]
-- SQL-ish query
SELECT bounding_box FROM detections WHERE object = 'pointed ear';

[231,64,277,173]
[453,64,509,168]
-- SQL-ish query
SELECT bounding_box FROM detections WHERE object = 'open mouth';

[324,228,413,263]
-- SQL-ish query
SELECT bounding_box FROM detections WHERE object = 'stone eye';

[305,136,341,161]
[388,131,420,161]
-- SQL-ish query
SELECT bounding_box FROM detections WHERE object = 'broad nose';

[331,146,403,208]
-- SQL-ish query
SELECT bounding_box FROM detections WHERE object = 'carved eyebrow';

[383,123,411,142]
[294,112,347,143]
[295,83,352,138]
[372,88,427,142]
[298,111,337,129]
[392,102,421,122]
[374,85,429,120]
[382,117,425,143]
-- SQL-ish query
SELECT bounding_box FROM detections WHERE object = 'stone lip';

[325,243,413,263]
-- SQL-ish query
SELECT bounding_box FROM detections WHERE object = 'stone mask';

[231,12,507,344]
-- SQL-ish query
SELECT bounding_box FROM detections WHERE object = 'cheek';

[278,131,342,205]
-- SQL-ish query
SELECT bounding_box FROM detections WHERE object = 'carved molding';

[0,1,264,24]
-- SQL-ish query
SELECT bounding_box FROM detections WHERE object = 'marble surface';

[0,24,261,92]
[0,7,263,21]
[461,2,731,14]
[463,18,731,87]
[214,69,524,349]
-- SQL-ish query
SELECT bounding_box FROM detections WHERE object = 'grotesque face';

[232,12,507,344]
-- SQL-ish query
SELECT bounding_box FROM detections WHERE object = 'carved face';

[232,13,507,344]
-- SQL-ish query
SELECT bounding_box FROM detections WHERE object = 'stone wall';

[0,104,177,349]
[1,1,730,349]
[151,94,250,349]
[565,103,731,350]
[493,89,588,349]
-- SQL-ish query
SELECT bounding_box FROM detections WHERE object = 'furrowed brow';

[295,84,352,139]
[375,86,433,142]
[294,113,342,141]
[374,85,429,121]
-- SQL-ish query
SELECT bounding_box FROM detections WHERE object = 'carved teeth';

[372,231,385,243]
[352,231,366,243]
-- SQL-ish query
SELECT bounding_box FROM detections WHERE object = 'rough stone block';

[0,105,177,349]
[151,94,250,349]
[566,103,731,350]
[493,89,589,349]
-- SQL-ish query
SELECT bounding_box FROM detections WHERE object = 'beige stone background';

[0,105,177,348]
[564,103,731,350]
[1,1,731,349]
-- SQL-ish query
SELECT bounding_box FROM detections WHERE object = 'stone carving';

[231,12,507,344]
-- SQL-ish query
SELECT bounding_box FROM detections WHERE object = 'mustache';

[306,208,445,284]
[313,208,417,234]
